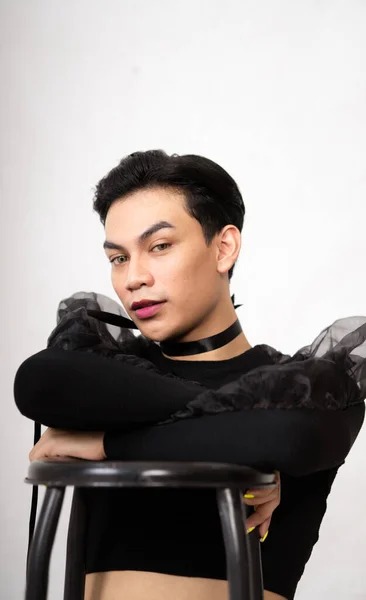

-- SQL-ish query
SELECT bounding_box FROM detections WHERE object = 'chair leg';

[216,488,263,600]
[25,486,65,600]
[247,527,264,600]
[63,488,87,600]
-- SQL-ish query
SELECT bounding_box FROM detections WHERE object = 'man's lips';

[131,300,165,310]
[134,301,166,318]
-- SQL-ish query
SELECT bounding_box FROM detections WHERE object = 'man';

[15,150,365,599]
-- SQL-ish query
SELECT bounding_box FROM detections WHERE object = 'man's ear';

[216,225,241,276]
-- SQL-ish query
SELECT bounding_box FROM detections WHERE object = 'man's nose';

[125,258,154,290]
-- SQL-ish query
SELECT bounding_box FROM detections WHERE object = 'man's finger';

[243,490,279,506]
[244,484,278,500]
[245,500,279,531]
[258,517,271,539]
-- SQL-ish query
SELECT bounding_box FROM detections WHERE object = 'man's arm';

[103,404,364,477]
[260,467,339,600]
[13,347,203,430]
[15,347,365,476]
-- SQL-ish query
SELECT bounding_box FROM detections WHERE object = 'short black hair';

[93,149,245,281]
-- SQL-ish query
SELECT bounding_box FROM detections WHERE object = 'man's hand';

[29,428,106,462]
[243,470,281,541]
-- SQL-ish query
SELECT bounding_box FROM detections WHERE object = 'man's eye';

[152,243,171,252]
[109,244,171,266]
[110,255,125,265]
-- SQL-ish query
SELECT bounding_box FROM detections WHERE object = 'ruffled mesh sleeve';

[48,294,366,421]
[160,316,366,423]
[13,291,207,431]
[48,291,138,354]
[46,290,168,373]
[102,316,365,476]
[14,293,366,474]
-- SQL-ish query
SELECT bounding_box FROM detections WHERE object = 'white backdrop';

[1,1,365,598]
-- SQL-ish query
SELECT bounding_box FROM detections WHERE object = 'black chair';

[24,458,276,600]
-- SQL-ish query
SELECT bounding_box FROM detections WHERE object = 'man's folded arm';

[103,403,365,477]
[14,346,365,476]
[13,347,203,431]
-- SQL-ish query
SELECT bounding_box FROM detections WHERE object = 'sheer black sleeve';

[14,343,364,476]
[13,291,366,477]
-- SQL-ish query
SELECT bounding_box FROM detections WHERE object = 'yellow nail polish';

[247,526,255,534]
[243,493,255,499]
[260,531,269,543]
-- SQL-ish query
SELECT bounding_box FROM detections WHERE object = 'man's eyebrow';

[103,220,176,251]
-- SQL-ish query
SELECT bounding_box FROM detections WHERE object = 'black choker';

[159,318,243,357]
[86,310,243,357]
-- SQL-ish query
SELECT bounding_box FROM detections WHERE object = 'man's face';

[104,186,223,342]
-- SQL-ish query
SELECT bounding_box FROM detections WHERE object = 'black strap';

[27,421,41,574]
[160,318,243,357]
[87,309,139,330]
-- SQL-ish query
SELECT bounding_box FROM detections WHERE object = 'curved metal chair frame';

[24,458,275,600]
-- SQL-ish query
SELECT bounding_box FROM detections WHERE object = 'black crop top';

[82,345,341,600]
[13,292,366,599]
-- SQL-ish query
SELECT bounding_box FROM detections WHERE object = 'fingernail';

[247,526,256,534]
[260,531,269,543]
[243,493,255,499]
